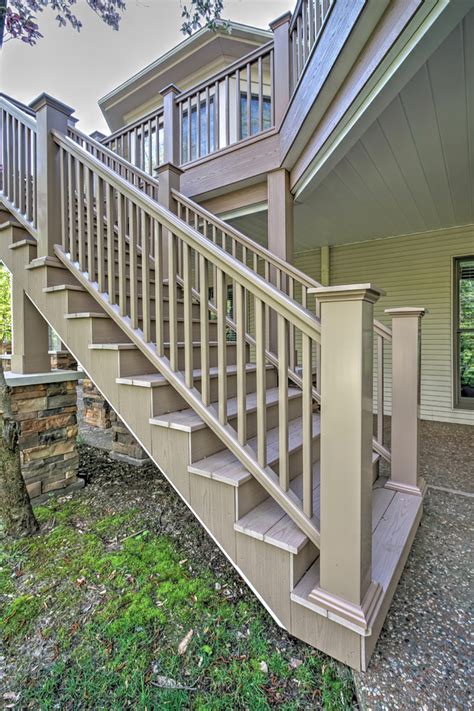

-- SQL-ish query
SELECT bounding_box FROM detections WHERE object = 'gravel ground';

[354,419,473,710]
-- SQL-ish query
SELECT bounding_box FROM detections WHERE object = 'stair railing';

[53,129,322,547]
[0,96,38,232]
[68,125,160,202]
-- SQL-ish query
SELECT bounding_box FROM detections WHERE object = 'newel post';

[308,284,384,634]
[269,12,291,126]
[385,307,426,497]
[29,93,75,258]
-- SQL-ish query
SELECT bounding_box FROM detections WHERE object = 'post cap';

[90,130,106,142]
[270,11,292,31]
[155,161,183,177]
[385,307,426,318]
[29,92,75,117]
[309,284,385,304]
[160,83,181,98]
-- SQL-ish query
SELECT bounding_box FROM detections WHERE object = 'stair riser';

[162,342,245,370]
[151,368,278,416]
[189,395,304,462]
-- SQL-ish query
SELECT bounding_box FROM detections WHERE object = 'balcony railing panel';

[101,107,164,176]
[290,0,335,91]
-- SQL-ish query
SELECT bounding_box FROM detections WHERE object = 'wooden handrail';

[53,128,322,548]
[0,95,37,132]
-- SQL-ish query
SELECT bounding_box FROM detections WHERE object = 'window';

[240,93,272,140]
[181,97,216,163]
[454,257,474,409]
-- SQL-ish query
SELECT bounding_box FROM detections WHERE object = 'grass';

[1,495,355,709]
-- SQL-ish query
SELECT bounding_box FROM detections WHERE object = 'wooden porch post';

[269,12,291,126]
[385,307,426,497]
[157,84,183,278]
[11,287,50,374]
[308,284,384,634]
[267,168,293,352]
[29,93,75,258]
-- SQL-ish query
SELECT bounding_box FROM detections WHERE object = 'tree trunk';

[0,358,38,536]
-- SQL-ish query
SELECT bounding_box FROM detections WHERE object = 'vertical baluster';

[96,177,105,292]
[270,49,274,126]
[235,282,247,445]
[302,333,313,517]
[278,315,289,490]
[67,153,76,261]
[255,298,267,466]
[302,0,308,65]
[76,161,85,269]
[187,96,192,162]
[117,192,127,316]
[129,203,138,328]
[59,146,67,250]
[289,278,296,370]
[216,268,227,424]
[147,119,153,174]
[309,0,315,50]
[168,230,178,370]
[197,92,202,160]
[214,80,220,151]
[26,127,32,221]
[183,241,194,388]
[258,56,263,133]
[32,131,37,227]
[199,255,210,406]
[141,212,151,342]
[178,102,183,164]
[253,252,258,274]
[106,183,116,304]
[18,122,25,214]
[5,114,12,202]
[224,75,230,147]
[235,69,241,142]
[85,166,95,280]
[246,62,252,138]
[264,261,270,351]
[205,86,210,156]
[140,125,146,170]
[11,117,17,207]
[377,334,384,446]
[211,225,218,305]
[154,222,164,355]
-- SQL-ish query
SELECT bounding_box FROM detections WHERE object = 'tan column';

[160,83,180,167]
[308,284,384,633]
[269,12,291,126]
[11,287,50,374]
[267,169,293,352]
[385,307,426,497]
[29,93,75,258]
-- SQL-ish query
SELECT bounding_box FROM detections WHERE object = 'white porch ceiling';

[230,10,474,252]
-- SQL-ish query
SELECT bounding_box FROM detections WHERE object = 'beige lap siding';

[294,225,474,426]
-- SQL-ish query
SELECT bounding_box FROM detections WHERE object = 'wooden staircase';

[0,94,425,672]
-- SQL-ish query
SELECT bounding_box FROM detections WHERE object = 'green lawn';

[1,458,355,709]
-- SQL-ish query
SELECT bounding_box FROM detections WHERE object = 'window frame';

[453,255,474,410]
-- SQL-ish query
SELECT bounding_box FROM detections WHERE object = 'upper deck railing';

[289,0,335,91]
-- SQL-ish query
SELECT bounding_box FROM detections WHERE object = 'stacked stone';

[82,377,112,429]
[50,350,78,371]
[110,411,149,465]
[9,377,82,499]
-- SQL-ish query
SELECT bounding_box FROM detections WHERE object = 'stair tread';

[65,312,108,319]
[234,464,321,554]
[291,560,321,610]
[44,282,192,303]
[116,363,272,388]
[189,413,321,487]
[150,387,301,432]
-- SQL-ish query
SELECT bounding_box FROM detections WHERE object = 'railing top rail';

[68,125,160,190]
[176,40,275,104]
[172,189,320,291]
[53,129,321,342]
[0,96,37,132]
[102,105,164,145]
[374,320,392,342]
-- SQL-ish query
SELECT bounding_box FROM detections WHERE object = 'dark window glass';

[181,97,215,163]
[240,93,272,140]
[455,257,474,406]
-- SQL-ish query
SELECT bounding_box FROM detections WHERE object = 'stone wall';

[50,350,78,371]
[82,377,112,429]
[111,411,149,466]
[6,372,83,500]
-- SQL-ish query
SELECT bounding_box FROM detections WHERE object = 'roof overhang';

[99,22,272,131]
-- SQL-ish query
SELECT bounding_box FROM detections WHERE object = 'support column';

[11,288,50,374]
[269,12,291,126]
[267,168,293,352]
[308,284,384,633]
[385,307,426,497]
[29,93,75,258]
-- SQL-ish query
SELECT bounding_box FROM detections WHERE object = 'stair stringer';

[0,232,364,670]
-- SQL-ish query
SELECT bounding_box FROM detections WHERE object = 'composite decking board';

[371,487,396,532]
[371,492,421,591]
[117,363,271,388]
[236,464,321,554]
[189,413,321,482]
[150,387,302,432]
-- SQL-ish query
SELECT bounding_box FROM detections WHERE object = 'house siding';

[294,225,474,426]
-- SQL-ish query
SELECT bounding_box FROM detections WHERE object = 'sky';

[0,0,290,135]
